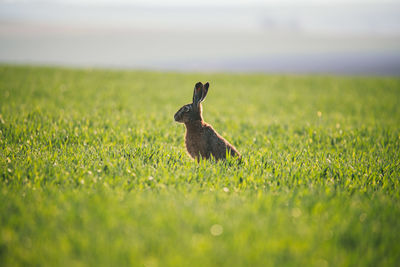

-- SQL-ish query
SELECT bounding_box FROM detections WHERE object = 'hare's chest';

[185,132,207,159]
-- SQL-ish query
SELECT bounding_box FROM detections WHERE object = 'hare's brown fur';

[174,82,240,161]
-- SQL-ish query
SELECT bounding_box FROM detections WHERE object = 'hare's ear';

[193,82,203,106]
[201,82,209,102]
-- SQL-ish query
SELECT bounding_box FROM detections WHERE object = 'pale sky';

[1,0,394,5]
[1,0,399,74]
[1,0,399,35]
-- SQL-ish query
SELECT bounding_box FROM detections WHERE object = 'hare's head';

[174,82,209,123]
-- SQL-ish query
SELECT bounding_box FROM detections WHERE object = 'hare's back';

[203,124,238,160]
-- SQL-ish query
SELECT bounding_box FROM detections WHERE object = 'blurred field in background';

[1,65,399,266]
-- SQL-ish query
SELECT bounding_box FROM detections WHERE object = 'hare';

[174,82,240,161]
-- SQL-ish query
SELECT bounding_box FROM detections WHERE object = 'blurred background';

[0,0,399,75]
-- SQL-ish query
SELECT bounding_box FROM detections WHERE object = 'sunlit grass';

[1,65,399,266]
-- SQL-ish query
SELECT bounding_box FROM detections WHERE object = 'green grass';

[1,65,399,266]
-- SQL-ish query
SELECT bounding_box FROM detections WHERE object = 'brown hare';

[174,82,240,161]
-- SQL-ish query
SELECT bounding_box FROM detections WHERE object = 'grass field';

[1,65,399,266]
